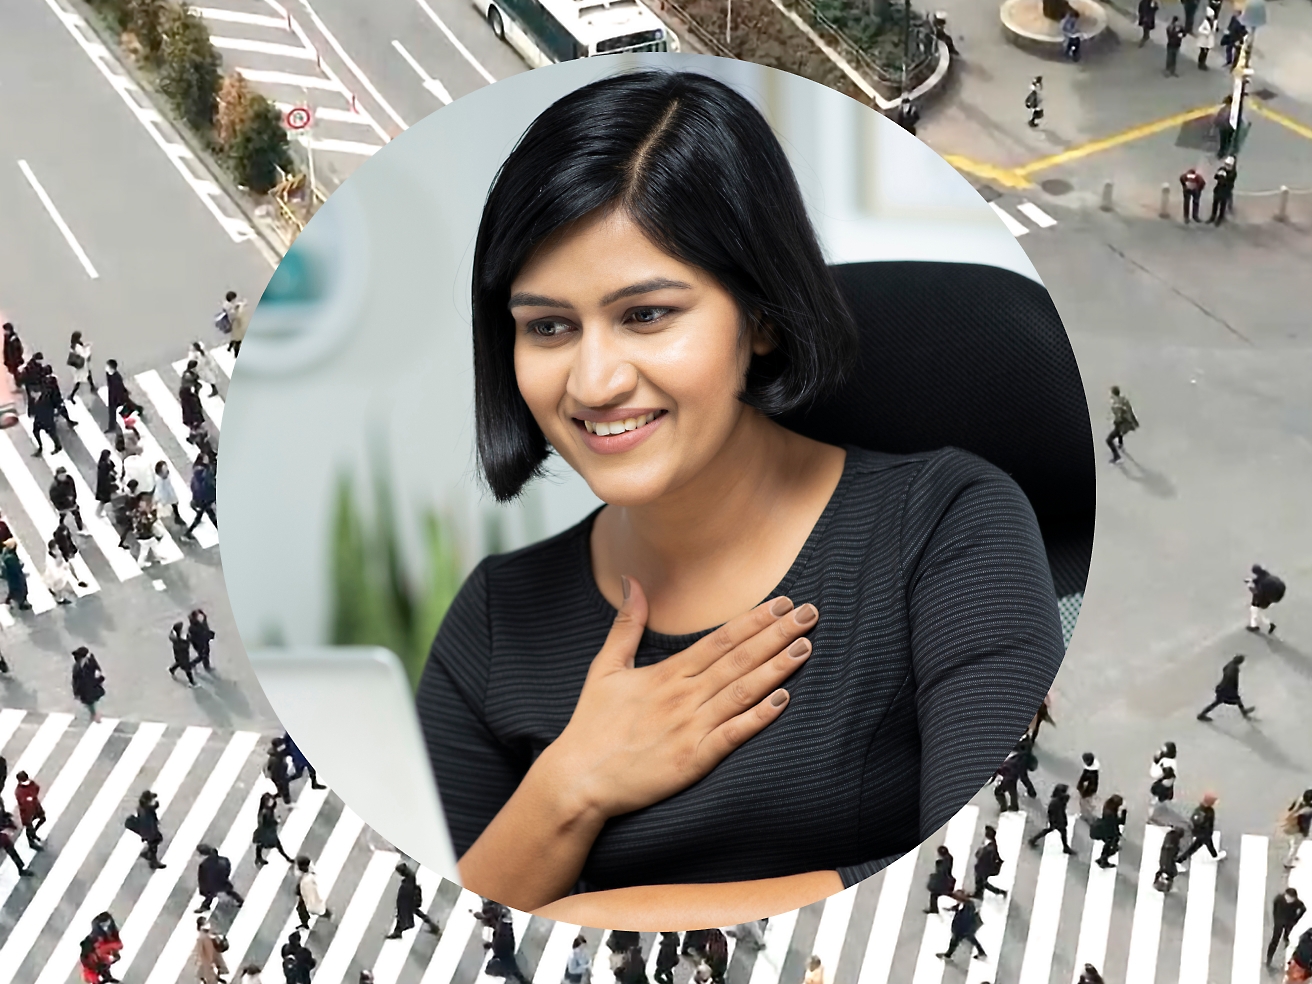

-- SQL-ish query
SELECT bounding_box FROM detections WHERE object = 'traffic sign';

[284,106,313,130]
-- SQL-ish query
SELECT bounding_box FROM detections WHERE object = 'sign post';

[285,100,315,198]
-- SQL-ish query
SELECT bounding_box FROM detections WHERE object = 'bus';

[471,0,680,68]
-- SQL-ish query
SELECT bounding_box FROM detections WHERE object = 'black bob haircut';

[471,70,859,502]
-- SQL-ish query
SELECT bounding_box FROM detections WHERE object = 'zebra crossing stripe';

[0,712,64,822]
[315,850,402,984]
[1125,823,1169,984]
[1070,841,1120,984]
[31,725,210,984]
[0,708,25,760]
[989,202,1030,237]
[420,889,483,984]
[0,721,165,984]
[211,345,236,378]
[967,809,1027,983]
[537,922,584,984]
[1283,840,1312,968]
[1233,834,1267,984]
[644,926,665,980]
[0,432,64,612]
[371,865,446,982]
[1017,815,1077,984]
[750,905,799,984]
[812,884,858,983]
[857,846,919,984]
[172,357,226,427]
[1177,833,1221,983]
[1017,202,1058,228]
[911,805,979,984]
[135,370,201,464]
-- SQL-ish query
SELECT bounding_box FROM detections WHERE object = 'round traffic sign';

[285,106,313,130]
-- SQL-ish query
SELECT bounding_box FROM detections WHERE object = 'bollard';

[1101,180,1114,211]
[1159,183,1171,219]
[1277,186,1290,222]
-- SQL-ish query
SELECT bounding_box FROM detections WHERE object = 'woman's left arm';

[534,870,843,930]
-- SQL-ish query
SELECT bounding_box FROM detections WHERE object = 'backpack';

[1025,90,1039,109]
[215,309,233,335]
[67,350,85,370]
[1266,575,1286,603]
[1191,806,1209,832]
[283,952,300,977]
[124,813,141,836]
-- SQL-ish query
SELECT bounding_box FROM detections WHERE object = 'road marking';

[1250,103,1312,142]
[858,845,919,984]
[1232,834,1266,984]
[17,160,99,279]
[1015,104,1220,177]
[314,850,402,984]
[0,430,82,606]
[420,889,483,984]
[1070,844,1119,984]
[1124,823,1168,984]
[943,155,1032,190]
[535,922,584,984]
[372,865,447,984]
[235,67,348,92]
[211,35,317,59]
[911,806,979,984]
[750,905,799,984]
[1017,814,1077,984]
[304,136,381,156]
[192,7,290,28]
[392,39,453,104]
[967,810,1027,983]
[1177,833,1220,984]
[0,710,24,758]
[1017,201,1057,227]
[812,884,859,984]
[413,0,498,84]
[212,345,236,378]
[990,202,1030,237]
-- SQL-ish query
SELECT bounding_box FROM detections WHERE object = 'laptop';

[246,646,461,886]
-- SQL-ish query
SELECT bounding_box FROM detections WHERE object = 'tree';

[228,95,293,193]
[125,0,167,61]
[157,3,221,132]
[216,72,257,152]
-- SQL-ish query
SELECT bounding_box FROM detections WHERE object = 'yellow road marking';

[1250,103,1312,142]
[942,155,1032,189]
[1014,105,1220,176]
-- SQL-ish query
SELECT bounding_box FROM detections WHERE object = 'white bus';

[471,0,680,68]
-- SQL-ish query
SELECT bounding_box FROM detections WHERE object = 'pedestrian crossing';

[989,199,1060,239]
[0,344,229,632]
[2,707,1311,984]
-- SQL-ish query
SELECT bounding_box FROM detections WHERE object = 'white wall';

[219,53,1042,649]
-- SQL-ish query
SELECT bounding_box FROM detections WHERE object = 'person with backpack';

[196,843,244,912]
[1076,751,1100,827]
[1108,386,1139,463]
[1197,654,1254,721]
[72,647,106,723]
[1025,76,1043,128]
[1154,826,1185,893]
[67,331,95,402]
[924,844,956,913]
[1281,790,1312,869]
[279,931,315,984]
[185,455,218,537]
[0,808,34,878]
[972,825,1007,897]
[294,854,333,930]
[387,861,440,938]
[1092,794,1128,868]
[14,771,46,850]
[1176,792,1226,866]
[1030,783,1077,854]
[1148,742,1178,823]
[936,890,986,961]
[128,790,166,869]
[1247,564,1285,635]
[1269,888,1308,968]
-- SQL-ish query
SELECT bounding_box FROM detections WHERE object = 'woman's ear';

[748,314,778,356]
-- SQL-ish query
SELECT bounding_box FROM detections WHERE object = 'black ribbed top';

[416,445,1063,891]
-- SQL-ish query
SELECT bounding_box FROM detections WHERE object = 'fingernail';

[770,597,794,617]
[770,690,789,707]
[795,604,817,626]
[621,575,631,602]
[788,639,810,658]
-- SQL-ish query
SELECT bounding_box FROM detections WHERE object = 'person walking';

[266,740,294,805]
[196,843,244,912]
[1198,654,1254,720]
[179,366,206,433]
[68,331,95,402]
[972,824,1007,898]
[30,377,63,456]
[193,917,229,984]
[1164,17,1185,74]
[1029,784,1077,854]
[1138,0,1159,44]
[220,292,249,357]
[1,539,30,611]
[94,450,118,519]
[238,965,263,984]
[387,861,440,938]
[45,538,82,605]
[279,932,315,984]
[1077,751,1101,827]
[168,621,197,687]
[1092,794,1128,868]
[43,371,76,429]
[1148,742,1178,823]
[109,481,139,552]
[1010,737,1040,799]
[1078,965,1105,984]
[993,749,1022,813]
[189,610,217,673]
[1269,888,1308,968]
[1246,564,1285,635]
[936,891,986,961]
[652,933,679,984]
[1107,386,1139,463]
[895,95,921,135]
[1180,166,1206,222]
[72,647,106,722]
[1221,13,1245,65]
[1181,0,1199,33]
[925,844,956,913]
[14,771,46,850]
[252,792,294,867]
[189,342,222,397]
[294,855,333,930]
[490,909,528,983]
[1196,12,1215,67]
[129,790,167,869]
[1208,156,1238,225]
[281,732,326,790]
[103,360,145,433]
[80,913,123,983]
[1061,9,1082,60]
[703,928,729,984]
[0,810,34,878]
[186,455,218,537]
[50,466,86,534]
[153,462,183,528]
[1025,76,1043,128]
[1280,791,1312,869]
[1176,792,1226,865]
[134,495,165,568]
[1154,826,1184,893]
[20,353,49,414]
[802,957,823,984]
[2,323,24,386]
[1025,691,1054,746]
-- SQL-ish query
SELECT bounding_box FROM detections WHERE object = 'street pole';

[302,88,317,205]
[902,0,911,95]
[726,0,731,45]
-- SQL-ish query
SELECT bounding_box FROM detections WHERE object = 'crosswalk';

[989,199,1060,239]
[3,707,1310,984]
[0,345,231,631]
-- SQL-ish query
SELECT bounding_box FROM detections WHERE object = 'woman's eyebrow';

[600,278,693,306]
[508,291,570,309]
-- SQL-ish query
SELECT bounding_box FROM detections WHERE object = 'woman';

[81,911,123,983]
[194,917,228,984]
[133,790,166,869]
[416,70,1062,927]
[94,450,118,519]
[252,792,294,867]
[294,855,333,929]
[72,647,106,723]
[1196,12,1215,68]
[68,331,95,402]
[169,621,197,686]
[133,495,164,568]
[1,539,30,610]
[154,461,182,526]
[189,343,222,397]
[179,368,205,432]
[565,935,591,984]
[1155,826,1184,893]
[1093,794,1128,869]
[44,537,80,605]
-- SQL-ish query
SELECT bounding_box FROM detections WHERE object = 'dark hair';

[226,291,237,302]
[471,70,858,502]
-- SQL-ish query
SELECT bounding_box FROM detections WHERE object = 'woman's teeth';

[583,411,660,436]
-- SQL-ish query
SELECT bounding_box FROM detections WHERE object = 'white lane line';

[1124,824,1168,984]
[275,101,377,125]
[1070,840,1120,984]
[139,775,275,984]
[966,810,1027,984]
[283,0,410,131]
[475,909,532,984]
[392,39,453,104]
[372,865,448,983]
[212,35,318,59]
[1017,202,1058,228]
[135,370,203,454]
[911,806,980,984]
[0,710,24,759]
[20,414,148,579]
[412,0,497,84]
[1178,833,1220,984]
[172,359,226,427]
[1233,834,1266,984]
[0,712,56,816]
[420,889,483,984]
[750,906,799,984]
[65,397,185,564]
[114,731,261,978]
[536,922,584,984]
[990,201,1030,238]
[857,846,919,984]
[1017,814,1076,984]
[32,726,210,984]
[812,884,858,984]
[0,714,79,909]
[0,722,165,984]
[315,850,402,984]
[211,345,236,378]
[304,136,381,156]
[236,67,349,92]
[17,160,99,279]
[192,7,289,28]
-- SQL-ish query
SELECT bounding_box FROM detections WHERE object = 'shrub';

[216,72,257,151]
[157,3,221,132]
[125,0,167,62]
[228,95,293,193]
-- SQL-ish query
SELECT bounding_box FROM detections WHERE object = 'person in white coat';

[1196,13,1215,68]
[67,331,95,403]
[1148,742,1179,824]
[294,855,333,930]
[153,461,182,527]
[43,538,81,604]
[188,343,222,397]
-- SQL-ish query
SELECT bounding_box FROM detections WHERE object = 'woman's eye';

[528,320,572,338]
[628,307,670,325]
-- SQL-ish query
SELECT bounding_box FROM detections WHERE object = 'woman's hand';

[539,576,820,823]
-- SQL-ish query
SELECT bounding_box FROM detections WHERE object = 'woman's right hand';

[538,576,819,824]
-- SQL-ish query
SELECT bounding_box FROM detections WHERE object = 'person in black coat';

[30,381,62,456]
[188,610,216,673]
[72,647,106,723]
[1029,783,1077,854]
[266,740,294,805]
[280,931,315,984]
[924,844,955,913]
[50,467,85,533]
[1268,888,1307,967]
[94,451,118,519]
[185,456,218,537]
[1198,654,1254,720]
[195,843,244,911]
[20,353,49,410]
[1092,794,1127,868]
[1155,826,1185,893]
[1137,0,1159,44]
[490,911,528,983]
[42,372,75,429]
[703,928,729,984]
[972,825,1007,898]
[102,359,146,433]
[936,891,986,961]
[132,790,166,869]
[619,945,648,984]
[168,622,197,687]
[2,323,24,384]
[1076,751,1100,826]
[387,862,440,938]
[179,368,206,431]
[654,932,680,984]
[1247,564,1284,635]
[1177,792,1226,864]
[681,929,709,958]
[253,792,294,867]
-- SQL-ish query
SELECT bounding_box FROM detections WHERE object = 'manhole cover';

[1040,178,1074,196]
[975,183,1002,203]
[1251,87,1278,101]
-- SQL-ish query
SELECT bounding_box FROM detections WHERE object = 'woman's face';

[511,209,772,507]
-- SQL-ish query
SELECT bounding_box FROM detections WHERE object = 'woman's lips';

[575,410,668,455]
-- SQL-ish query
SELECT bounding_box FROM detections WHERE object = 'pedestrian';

[72,647,106,722]
[196,843,244,912]
[2,539,31,610]
[1078,966,1105,984]
[167,622,197,686]
[238,965,263,984]
[1107,385,1138,463]
[1221,13,1245,65]
[1208,156,1237,225]
[1215,97,1236,158]
[50,466,86,534]
[81,912,123,983]
[387,861,440,937]
[110,481,139,551]
[14,771,46,849]
[936,891,986,961]
[1280,790,1312,869]
[186,455,218,537]
[1176,792,1227,865]
[1198,654,1254,720]
[20,352,49,413]
[1269,888,1308,968]
[1026,691,1054,746]
[619,945,648,984]
[128,789,167,869]
[0,752,7,811]
[803,957,824,984]
[1061,9,1081,60]
[2,323,24,385]
[1148,741,1178,823]
[1025,76,1043,128]
[252,792,294,867]
[568,935,594,984]
[1182,0,1199,32]
[895,96,920,135]
[220,291,249,357]
[189,610,217,673]
[30,376,63,456]
[728,921,766,949]
[187,420,218,464]
[281,732,326,789]
[1246,563,1285,635]
[681,929,708,959]
[1092,794,1127,868]
[1196,12,1215,67]
[134,495,165,568]
[1206,0,1221,20]
[179,366,206,432]
[152,461,183,527]
[189,341,222,397]
[924,843,956,913]
[294,854,333,929]
[1154,826,1184,892]
[266,740,294,804]
[972,824,1008,897]
[1291,928,1312,983]
[279,931,315,984]
[118,424,143,458]
[1164,16,1185,74]
[1137,0,1159,44]
[45,538,84,605]
[193,916,229,984]
[703,928,729,984]
[0,809,34,878]
[94,450,118,519]
[993,748,1022,812]
[103,360,145,432]
[1076,751,1100,826]
[68,330,95,402]
[1010,736,1040,798]
[1029,783,1077,854]
[652,934,680,984]
[1180,166,1206,222]
[490,909,527,983]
